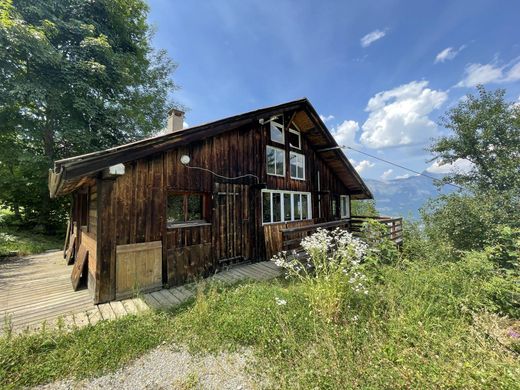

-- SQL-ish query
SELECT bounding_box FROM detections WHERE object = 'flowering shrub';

[272,228,370,321]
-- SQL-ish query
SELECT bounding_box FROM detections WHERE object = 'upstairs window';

[167,192,207,226]
[266,146,285,176]
[290,152,305,180]
[340,195,350,219]
[270,118,284,144]
[288,128,301,149]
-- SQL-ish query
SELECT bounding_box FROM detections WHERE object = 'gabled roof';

[49,98,372,199]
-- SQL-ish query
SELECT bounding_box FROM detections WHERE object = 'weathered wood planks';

[115,241,163,299]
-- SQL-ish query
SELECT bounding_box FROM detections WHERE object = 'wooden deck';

[0,251,281,336]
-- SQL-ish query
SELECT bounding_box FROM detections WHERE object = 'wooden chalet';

[49,98,399,304]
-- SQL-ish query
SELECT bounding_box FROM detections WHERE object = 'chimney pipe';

[167,108,185,132]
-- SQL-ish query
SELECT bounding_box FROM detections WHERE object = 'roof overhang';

[49,98,372,199]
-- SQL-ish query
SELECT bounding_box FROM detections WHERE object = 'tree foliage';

[0,0,177,230]
[430,86,520,193]
[424,86,520,255]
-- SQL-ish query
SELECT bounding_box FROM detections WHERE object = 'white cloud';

[426,158,474,174]
[354,160,375,173]
[183,121,189,129]
[381,169,393,180]
[331,119,359,147]
[319,114,335,122]
[360,29,386,47]
[395,173,411,179]
[456,59,520,87]
[360,80,448,148]
[435,45,465,63]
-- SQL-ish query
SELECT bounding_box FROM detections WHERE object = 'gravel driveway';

[36,345,264,389]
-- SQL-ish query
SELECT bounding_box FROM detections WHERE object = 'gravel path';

[36,345,264,389]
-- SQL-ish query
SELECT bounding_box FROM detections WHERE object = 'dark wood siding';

[93,111,358,302]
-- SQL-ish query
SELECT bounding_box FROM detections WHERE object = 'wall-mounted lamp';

[180,155,191,165]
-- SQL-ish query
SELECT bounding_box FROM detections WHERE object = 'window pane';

[298,164,304,179]
[290,152,304,179]
[167,194,184,223]
[272,193,281,222]
[290,153,297,177]
[275,149,284,175]
[288,131,300,149]
[294,194,301,220]
[270,121,284,143]
[332,199,337,217]
[263,192,271,223]
[283,193,291,221]
[187,194,202,220]
[302,194,308,219]
[266,147,276,174]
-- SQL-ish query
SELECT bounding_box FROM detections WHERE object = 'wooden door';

[214,183,253,264]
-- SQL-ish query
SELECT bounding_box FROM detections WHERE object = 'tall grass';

[1,228,518,389]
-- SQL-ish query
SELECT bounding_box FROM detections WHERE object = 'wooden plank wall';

[92,112,359,302]
[165,225,212,285]
[263,219,316,259]
[88,185,97,238]
[115,241,162,299]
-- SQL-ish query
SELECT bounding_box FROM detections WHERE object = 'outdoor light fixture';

[180,155,191,165]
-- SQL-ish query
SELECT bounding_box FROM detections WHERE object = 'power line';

[343,145,466,191]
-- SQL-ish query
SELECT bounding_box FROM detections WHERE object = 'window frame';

[340,195,350,219]
[167,191,209,227]
[266,145,286,177]
[289,151,305,181]
[261,189,312,225]
[288,127,301,150]
[269,118,285,145]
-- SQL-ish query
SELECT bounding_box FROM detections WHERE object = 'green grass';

[0,210,63,257]
[1,257,518,389]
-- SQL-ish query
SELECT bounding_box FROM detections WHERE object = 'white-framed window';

[288,127,301,149]
[262,190,312,224]
[340,195,350,219]
[270,118,284,144]
[266,146,285,176]
[290,152,305,180]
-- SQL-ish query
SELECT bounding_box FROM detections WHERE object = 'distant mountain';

[364,172,454,219]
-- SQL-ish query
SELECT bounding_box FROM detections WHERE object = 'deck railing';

[281,216,403,253]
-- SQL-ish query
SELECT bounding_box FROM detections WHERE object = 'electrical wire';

[183,164,260,184]
[343,145,466,191]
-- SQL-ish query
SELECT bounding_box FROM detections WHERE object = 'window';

[266,146,285,176]
[289,128,302,149]
[270,118,284,144]
[262,190,312,224]
[340,195,350,219]
[290,152,305,180]
[167,193,207,226]
[288,128,301,149]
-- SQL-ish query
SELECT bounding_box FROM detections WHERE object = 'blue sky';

[147,0,520,180]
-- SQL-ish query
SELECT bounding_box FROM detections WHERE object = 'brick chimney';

[167,108,185,132]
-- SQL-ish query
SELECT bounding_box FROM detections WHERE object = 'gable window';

[167,192,207,226]
[290,152,305,180]
[340,195,350,219]
[270,118,284,144]
[288,128,301,149]
[262,190,312,224]
[266,146,285,176]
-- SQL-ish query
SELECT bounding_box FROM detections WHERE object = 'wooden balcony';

[280,215,403,254]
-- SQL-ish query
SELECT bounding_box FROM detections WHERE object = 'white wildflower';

[275,297,287,306]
